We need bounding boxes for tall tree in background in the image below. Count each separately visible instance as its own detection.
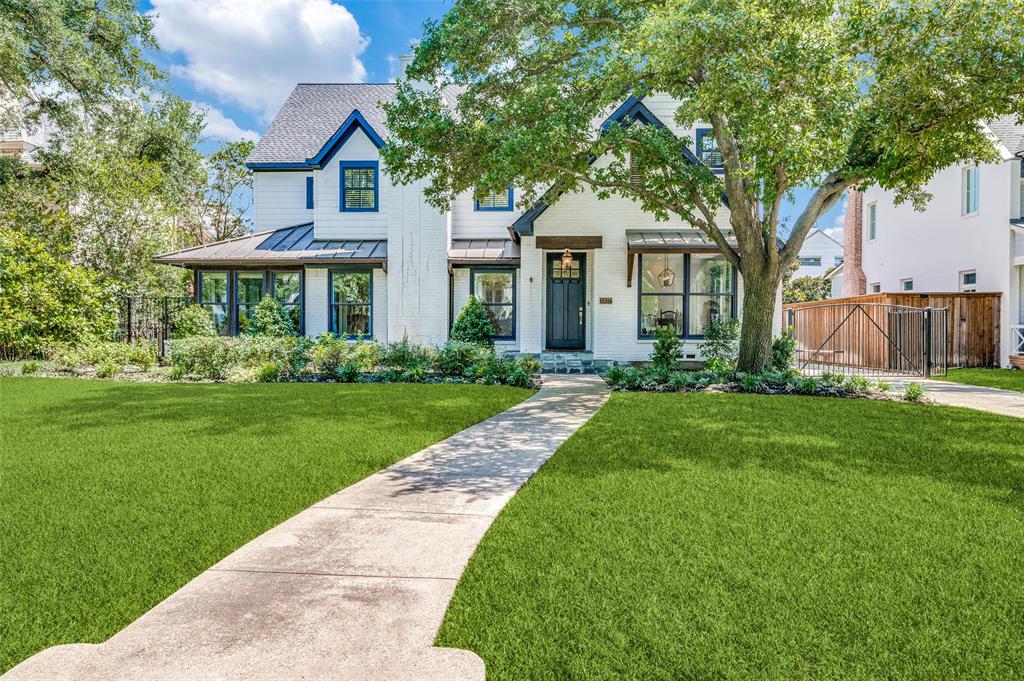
[384,0,1024,371]
[182,140,255,245]
[0,0,158,128]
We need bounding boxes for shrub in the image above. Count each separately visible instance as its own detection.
[820,372,846,387]
[450,296,496,347]
[255,361,282,383]
[244,296,294,337]
[0,227,116,359]
[699,317,740,369]
[170,336,237,380]
[21,361,40,375]
[844,375,870,394]
[650,325,681,371]
[519,355,542,374]
[168,364,185,381]
[771,327,797,371]
[381,337,433,371]
[352,340,383,371]
[668,371,698,390]
[472,353,533,388]
[96,361,119,378]
[795,376,820,395]
[173,305,217,339]
[128,341,158,370]
[703,356,733,380]
[604,364,627,386]
[309,334,350,377]
[236,335,291,368]
[620,367,643,389]
[875,380,891,393]
[738,372,764,393]
[433,340,490,378]
[335,362,361,383]
[904,382,924,402]
[53,347,86,372]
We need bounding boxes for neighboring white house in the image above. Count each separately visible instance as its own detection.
[793,228,844,279]
[0,99,51,166]
[154,67,782,367]
[825,263,844,299]
[857,115,1024,368]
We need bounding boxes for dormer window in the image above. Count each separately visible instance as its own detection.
[475,187,513,211]
[340,161,378,212]
[695,128,723,168]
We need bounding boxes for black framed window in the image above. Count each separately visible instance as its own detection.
[340,161,378,211]
[695,128,723,168]
[330,269,371,337]
[474,187,514,211]
[638,253,735,338]
[470,269,515,339]
[235,271,266,334]
[272,271,302,333]
[198,271,229,335]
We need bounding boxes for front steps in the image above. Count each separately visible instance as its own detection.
[507,351,615,374]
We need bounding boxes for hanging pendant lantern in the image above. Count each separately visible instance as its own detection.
[560,249,574,270]
[658,266,676,288]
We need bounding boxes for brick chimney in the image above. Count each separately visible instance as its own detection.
[842,188,867,297]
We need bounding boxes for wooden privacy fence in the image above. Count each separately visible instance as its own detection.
[784,292,1001,370]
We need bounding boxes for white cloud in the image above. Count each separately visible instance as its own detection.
[821,194,847,242]
[193,102,259,142]
[150,0,369,120]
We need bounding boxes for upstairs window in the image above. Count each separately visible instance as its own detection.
[340,161,378,212]
[305,176,314,209]
[962,166,980,216]
[695,128,723,168]
[901,278,914,291]
[835,256,844,266]
[869,282,881,293]
[798,256,822,267]
[866,203,877,241]
[475,187,513,211]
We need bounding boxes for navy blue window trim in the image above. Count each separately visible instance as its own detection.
[469,267,517,340]
[695,128,724,169]
[328,268,373,338]
[305,177,314,209]
[474,187,514,212]
[636,254,737,340]
[197,270,231,336]
[339,161,379,212]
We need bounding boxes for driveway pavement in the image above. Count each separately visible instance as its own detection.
[3,375,610,681]
[890,377,1024,418]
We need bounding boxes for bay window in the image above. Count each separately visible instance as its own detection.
[471,269,515,339]
[638,253,736,338]
[330,270,372,337]
[198,271,229,335]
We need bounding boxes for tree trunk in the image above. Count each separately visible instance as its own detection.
[736,268,780,373]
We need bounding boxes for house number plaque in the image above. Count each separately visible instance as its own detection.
[599,297,613,304]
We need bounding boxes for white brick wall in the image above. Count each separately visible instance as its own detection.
[304,267,328,337]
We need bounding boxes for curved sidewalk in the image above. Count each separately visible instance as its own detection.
[4,375,609,681]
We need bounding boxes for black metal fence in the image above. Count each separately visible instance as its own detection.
[117,296,193,356]
[788,303,948,378]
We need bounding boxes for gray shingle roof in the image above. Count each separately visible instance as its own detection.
[985,115,1024,156]
[152,223,387,266]
[248,83,466,165]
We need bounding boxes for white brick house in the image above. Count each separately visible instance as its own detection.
[154,80,781,365]
[855,116,1024,368]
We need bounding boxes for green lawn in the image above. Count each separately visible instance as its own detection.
[942,367,1024,393]
[438,392,1024,680]
[0,377,530,673]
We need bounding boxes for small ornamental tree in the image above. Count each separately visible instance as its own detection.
[245,296,294,337]
[173,304,217,339]
[650,325,681,371]
[382,0,1024,372]
[451,296,497,347]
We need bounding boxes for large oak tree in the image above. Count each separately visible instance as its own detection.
[383,0,1024,371]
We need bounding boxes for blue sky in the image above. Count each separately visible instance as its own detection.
[140,0,844,238]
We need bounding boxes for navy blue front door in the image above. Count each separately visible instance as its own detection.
[546,253,586,349]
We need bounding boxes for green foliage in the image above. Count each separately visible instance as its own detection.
[604,365,627,386]
[702,356,733,380]
[382,0,1024,373]
[433,340,491,378]
[844,375,871,394]
[518,355,542,375]
[255,362,281,383]
[309,334,349,378]
[95,361,119,379]
[771,328,797,371]
[650,325,681,371]
[244,296,294,337]
[173,305,217,339]
[876,381,891,393]
[699,318,740,370]
[738,373,764,393]
[904,382,925,402]
[783,261,833,304]
[450,296,496,347]
[0,228,116,359]
[235,336,293,368]
[169,337,236,381]
[20,361,39,375]
[335,363,361,383]
[381,337,434,371]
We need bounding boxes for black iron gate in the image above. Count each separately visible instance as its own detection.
[787,303,948,377]
[117,296,192,356]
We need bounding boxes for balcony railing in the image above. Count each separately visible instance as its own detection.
[1013,325,1024,355]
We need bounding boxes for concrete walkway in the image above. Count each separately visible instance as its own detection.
[889,377,1024,418]
[4,375,610,681]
